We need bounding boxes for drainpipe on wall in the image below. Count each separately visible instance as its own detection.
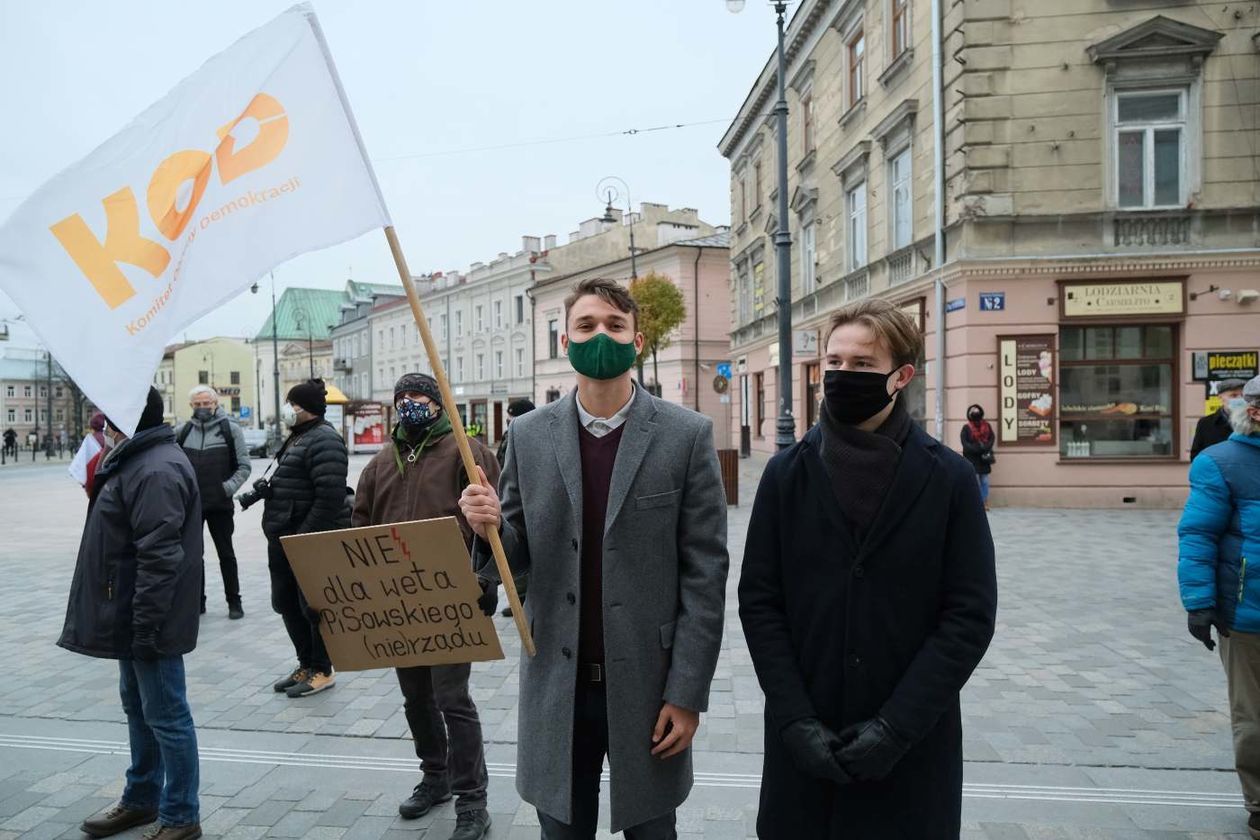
[528,262,538,405]
[693,246,704,413]
[931,0,947,443]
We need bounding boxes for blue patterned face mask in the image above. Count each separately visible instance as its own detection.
[397,398,438,431]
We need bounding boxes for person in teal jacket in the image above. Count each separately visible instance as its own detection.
[1178,374,1260,839]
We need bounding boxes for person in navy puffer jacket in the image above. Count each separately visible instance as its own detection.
[1178,374,1260,839]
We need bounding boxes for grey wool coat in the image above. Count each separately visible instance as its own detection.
[475,387,729,832]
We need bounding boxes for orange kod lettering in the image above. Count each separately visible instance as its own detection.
[51,93,290,310]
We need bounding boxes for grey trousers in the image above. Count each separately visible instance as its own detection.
[395,663,488,813]
[1220,630,1260,812]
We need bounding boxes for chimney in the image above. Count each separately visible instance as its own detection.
[544,234,556,250]
[522,235,541,253]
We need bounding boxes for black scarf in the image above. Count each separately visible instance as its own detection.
[818,396,913,546]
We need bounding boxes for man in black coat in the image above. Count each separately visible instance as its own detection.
[261,378,349,698]
[1191,378,1247,460]
[60,387,204,840]
[739,299,997,839]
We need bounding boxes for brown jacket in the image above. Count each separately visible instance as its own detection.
[351,427,500,548]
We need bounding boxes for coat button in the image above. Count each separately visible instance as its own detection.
[853,564,865,579]
[562,647,572,659]
[566,592,576,605]
[847,653,861,668]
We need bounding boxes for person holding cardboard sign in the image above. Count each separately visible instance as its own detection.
[352,373,499,840]
[459,278,729,840]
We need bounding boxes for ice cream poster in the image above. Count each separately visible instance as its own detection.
[998,335,1056,446]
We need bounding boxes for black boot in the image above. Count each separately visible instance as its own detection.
[450,809,491,840]
[227,599,244,620]
[398,779,451,819]
[80,803,158,837]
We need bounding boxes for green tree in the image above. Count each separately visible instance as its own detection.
[629,272,686,396]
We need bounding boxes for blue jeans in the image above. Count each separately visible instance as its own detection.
[978,473,991,503]
[119,657,200,826]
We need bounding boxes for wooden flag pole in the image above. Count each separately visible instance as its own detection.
[384,226,535,657]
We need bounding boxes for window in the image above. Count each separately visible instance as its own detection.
[198,370,209,385]
[456,311,464,337]
[23,385,31,397]
[736,260,752,325]
[4,385,12,398]
[1114,90,1186,209]
[800,221,817,295]
[440,313,448,341]
[230,371,240,385]
[24,408,32,423]
[753,161,763,209]
[1059,324,1176,459]
[848,30,865,107]
[754,372,766,438]
[475,305,484,332]
[378,329,384,349]
[389,326,396,349]
[515,348,525,378]
[547,319,559,359]
[740,176,748,222]
[493,300,503,329]
[801,93,815,153]
[55,386,63,398]
[890,148,913,249]
[476,354,485,380]
[389,366,396,383]
[891,0,909,59]
[5,409,12,422]
[56,409,64,422]
[39,386,46,398]
[378,367,384,388]
[515,295,525,324]
[495,351,504,379]
[847,182,868,270]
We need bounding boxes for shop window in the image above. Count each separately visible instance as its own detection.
[1059,324,1176,459]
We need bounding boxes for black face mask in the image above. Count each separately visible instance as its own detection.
[823,369,899,425]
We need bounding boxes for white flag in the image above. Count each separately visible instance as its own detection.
[0,3,390,434]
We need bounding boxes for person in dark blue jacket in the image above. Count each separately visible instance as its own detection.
[1179,374,1260,839]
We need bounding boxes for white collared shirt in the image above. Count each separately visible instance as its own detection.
[576,383,636,438]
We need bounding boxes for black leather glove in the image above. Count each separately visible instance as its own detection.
[1188,608,1229,651]
[131,626,160,662]
[477,578,498,617]
[779,718,852,784]
[835,717,910,782]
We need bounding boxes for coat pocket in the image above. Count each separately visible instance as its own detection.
[636,489,681,510]
[659,620,677,649]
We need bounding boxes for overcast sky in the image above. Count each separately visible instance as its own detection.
[0,0,779,347]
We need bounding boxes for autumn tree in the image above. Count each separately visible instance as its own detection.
[629,272,686,396]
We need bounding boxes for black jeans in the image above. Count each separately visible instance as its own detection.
[266,537,330,672]
[396,664,488,814]
[537,681,677,840]
[201,510,240,606]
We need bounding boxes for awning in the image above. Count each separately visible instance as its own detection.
[324,383,349,405]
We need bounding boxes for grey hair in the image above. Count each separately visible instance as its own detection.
[1229,397,1260,437]
[188,385,219,401]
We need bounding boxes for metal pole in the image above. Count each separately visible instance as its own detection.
[772,1,795,451]
[627,190,638,280]
[46,352,53,457]
[931,0,947,442]
[271,273,281,446]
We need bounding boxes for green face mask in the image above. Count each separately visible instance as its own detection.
[567,333,638,380]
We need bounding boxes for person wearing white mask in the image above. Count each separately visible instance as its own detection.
[256,378,348,698]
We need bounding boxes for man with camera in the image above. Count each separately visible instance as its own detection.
[178,385,251,619]
[254,379,349,698]
[352,373,499,840]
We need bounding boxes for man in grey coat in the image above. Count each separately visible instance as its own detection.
[460,278,729,839]
[177,385,251,619]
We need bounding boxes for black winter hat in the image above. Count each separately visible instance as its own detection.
[136,386,165,432]
[507,398,536,417]
[287,379,327,416]
[394,372,442,406]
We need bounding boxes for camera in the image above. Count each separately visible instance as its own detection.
[237,477,273,511]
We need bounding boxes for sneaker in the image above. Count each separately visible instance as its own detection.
[450,809,491,840]
[1249,811,1260,839]
[227,602,244,620]
[273,667,308,693]
[286,670,336,697]
[398,779,452,819]
[81,803,158,837]
[141,824,202,840]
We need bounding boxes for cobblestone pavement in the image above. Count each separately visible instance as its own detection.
[0,452,1250,838]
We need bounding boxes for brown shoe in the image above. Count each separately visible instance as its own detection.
[286,669,336,697]
[273,666,308,693]
[80,803,158,837]
[1248,811,1260,839]
[142,823,203,840]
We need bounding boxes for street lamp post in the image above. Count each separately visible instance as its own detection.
[597,176,638,280]
[251,272,283,448]
[729,0,795,450]
[293,306,314,379]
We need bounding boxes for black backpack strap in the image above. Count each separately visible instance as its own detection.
[176,422,192,447]
[220,418,238,473]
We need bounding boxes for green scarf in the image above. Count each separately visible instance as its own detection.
[391,414,453,475]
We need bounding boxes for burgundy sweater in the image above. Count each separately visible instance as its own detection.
[577,423,626,665]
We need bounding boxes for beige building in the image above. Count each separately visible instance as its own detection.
[156,337,257,427]
[721,0,1260,507]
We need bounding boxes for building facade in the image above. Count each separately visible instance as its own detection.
[721,0,1260,507]
[0,348,99,446]
[254,286,347,430]
[330,280,404,402]
[155,338,257,428]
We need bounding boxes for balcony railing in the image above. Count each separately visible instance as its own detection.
[886,247,916,285]
[333,357,352,372]
[1111,213,1193,248]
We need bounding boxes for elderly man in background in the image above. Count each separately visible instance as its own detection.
[1179,375,1260,839]
[177,386,251,619]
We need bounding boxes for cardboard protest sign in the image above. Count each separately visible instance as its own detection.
[280,517,504,671]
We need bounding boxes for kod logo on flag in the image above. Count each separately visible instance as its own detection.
[0,3,390,434]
